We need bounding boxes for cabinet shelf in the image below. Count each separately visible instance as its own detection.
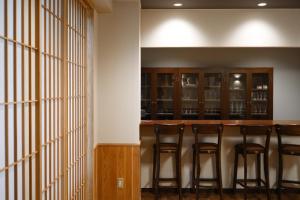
[204,113,221,116]
[205,99,220,102]
[182,113,199,116]
[252,89,268,91]
[230,99,246,101]
[230,113,246,115]
[156,113,174,115]
[157,86,173,88]
[205,86,221,89]
[252,99,268,102]
[230,89,246,91]
[182,85,198,88]
[157,99,173,102]
[182,99,198,101]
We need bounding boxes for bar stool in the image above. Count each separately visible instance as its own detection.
[192,124,223,200]
[275,125,300,200]
[152,123,185,200]
[233,125,272,200]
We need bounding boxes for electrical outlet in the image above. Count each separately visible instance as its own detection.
[117,178,124,188]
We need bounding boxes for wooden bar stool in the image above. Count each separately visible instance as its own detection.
[233,125,272,200]
[152,123,185,200]
[192,124,223,200]
[275,125,300,200]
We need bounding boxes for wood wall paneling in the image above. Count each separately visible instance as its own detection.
[94,144,141,200]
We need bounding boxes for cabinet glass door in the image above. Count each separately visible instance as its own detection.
[229,73,247,119]
[251,73,269,118]
[204,73,222,119]
[181,73,199,119]
[141,73,151,119]
[156,73,175,119]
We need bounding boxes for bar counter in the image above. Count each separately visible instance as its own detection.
[140,120,300,127]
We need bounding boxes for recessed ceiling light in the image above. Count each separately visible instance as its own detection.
[173,3,183,7]
[257,2,267,7]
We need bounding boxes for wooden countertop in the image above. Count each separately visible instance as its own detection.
[140,120,300,126]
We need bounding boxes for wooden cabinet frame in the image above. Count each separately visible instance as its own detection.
[141,67,273,120]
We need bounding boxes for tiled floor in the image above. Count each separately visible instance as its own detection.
[142,191,300,200]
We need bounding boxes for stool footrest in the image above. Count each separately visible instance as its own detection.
[196,178,218,182]
[157,185,178,189]
[197,185,218,189]
[237,179,268,189]
[280,180,300,190]
[281,180,300,184]
[157,178,177,182]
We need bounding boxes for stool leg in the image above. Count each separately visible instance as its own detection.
[216,152,223,200]
[243,154,248,200]
[264,152,271,200]
[192,147,196,192]
[177,152,182,200]
[155,151,160,200]
[277,151,283,200]
[233,150,238,193]
[152,148,156,192]
[196,152,200,200]
[256,154,261,187]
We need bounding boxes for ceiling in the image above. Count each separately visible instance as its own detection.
[141,0,300,9]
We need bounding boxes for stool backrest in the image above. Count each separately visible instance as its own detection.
[275,125,300,146]
[192,124,223,147]
[154,123,185,148]
[240,125,272,150]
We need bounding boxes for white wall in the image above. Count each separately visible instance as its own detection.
[140,48,300,188]
[141,9,300,47]
[93,1,141,144]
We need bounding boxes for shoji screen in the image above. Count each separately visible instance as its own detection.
[0,0,88,199]
[0,0,39,199]
[41,0,88,199]
[67,0,87,199]
[40,0,64,199]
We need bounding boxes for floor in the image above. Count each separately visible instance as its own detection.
[142,191,300,200]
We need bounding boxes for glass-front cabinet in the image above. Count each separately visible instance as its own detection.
[141,68,273,120]
[250,72,272,119]
[180,71,200,119]
[204,73,223,119]
[228,72,248,119]
[156,72,176,119]
[141,72,152,119]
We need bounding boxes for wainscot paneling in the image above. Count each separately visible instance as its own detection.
[94,144,141,200]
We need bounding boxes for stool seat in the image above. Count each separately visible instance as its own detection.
[193,143,218,153]
[153,143,178,153]
[235,143,265,154]
[281,144,300,155]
